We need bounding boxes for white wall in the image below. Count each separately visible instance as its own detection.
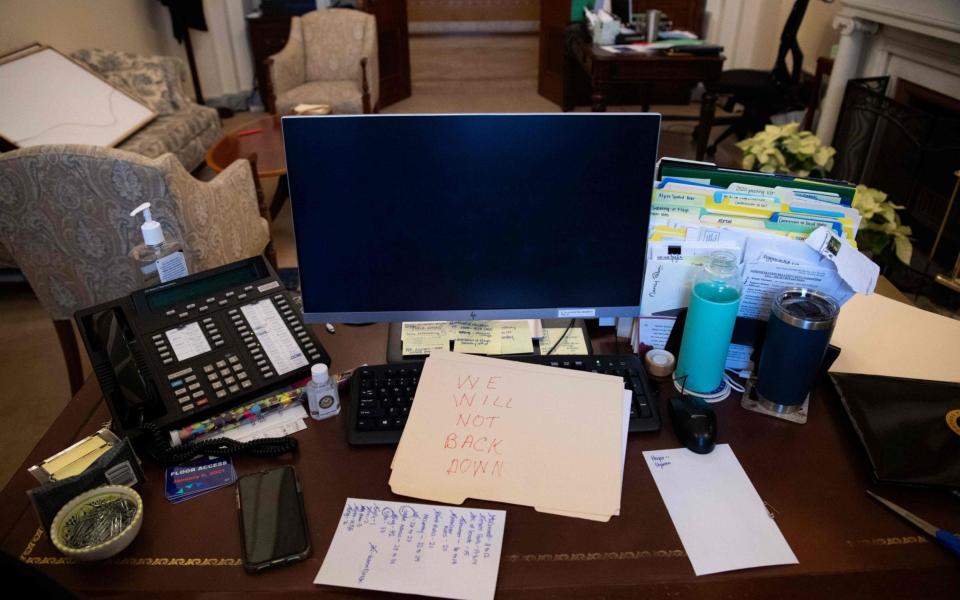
[0,0,190,90]
[191,0,257,108]
[0,0,263,105]
[704,0,841,72]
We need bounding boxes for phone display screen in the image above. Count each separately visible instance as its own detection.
[237,466,310,569]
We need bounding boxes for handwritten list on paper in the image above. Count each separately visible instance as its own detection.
[314,499,506,600]
[402,321,535,356]
[538,327,589,355]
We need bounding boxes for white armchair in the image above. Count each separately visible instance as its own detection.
[267,8,379,115]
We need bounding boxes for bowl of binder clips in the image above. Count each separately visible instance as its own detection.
[50,485,143,561]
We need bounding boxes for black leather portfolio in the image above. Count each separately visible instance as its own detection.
[831,373,960,489]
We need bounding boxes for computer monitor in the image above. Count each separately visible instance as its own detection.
[282,113,660,324]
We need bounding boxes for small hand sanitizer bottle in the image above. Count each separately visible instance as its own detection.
[128,202,190,288]
[307,364,341,420]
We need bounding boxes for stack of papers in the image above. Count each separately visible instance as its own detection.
[401,320,539,356]
[636,159,874,360]
[389,350,630,521]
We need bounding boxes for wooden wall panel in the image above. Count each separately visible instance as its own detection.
[408,0,539,22]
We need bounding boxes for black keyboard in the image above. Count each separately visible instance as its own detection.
[347,355,660,445]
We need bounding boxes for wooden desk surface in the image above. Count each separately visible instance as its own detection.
[2,325,958,598]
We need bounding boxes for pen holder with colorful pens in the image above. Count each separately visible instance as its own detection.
[673,251,742,401]
[170,387,305,447]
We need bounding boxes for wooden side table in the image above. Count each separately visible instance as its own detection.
[564,36,724,161]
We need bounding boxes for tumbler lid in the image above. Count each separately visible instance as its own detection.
[771,288,839,330]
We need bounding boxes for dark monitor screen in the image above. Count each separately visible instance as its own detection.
[282,113,660,323]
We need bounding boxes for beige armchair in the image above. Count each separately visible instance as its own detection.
[267,8,379,115]
[0,145,270,394]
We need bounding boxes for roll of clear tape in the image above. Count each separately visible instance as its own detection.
[645,349,676,378]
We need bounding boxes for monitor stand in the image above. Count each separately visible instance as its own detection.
[385,319,593,363]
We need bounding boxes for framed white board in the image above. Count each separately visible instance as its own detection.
[0,45,157,148]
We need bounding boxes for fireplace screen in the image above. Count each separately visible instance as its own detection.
[832,77,960,269]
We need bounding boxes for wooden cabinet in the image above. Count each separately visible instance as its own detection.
[247,1,411,113]
[361,0,412,108]
[247,15,293,114]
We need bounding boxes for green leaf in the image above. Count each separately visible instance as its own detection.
[893,236,913,265]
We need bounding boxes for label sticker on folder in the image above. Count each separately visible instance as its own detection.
[241,299,307,375]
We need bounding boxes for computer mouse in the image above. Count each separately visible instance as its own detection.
[668,394,717,454]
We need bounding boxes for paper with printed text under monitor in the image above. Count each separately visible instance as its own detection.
[643,445,798,575]
[314,498,505,600]
[389,351,625,520]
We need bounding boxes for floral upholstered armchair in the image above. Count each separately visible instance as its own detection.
[0,145,270,394]
[0,50,225,272]
[267,8,379,114]
[70,48,222,172]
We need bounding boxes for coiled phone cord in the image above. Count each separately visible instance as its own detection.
[142,422,298,467]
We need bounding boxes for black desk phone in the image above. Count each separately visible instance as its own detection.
[76,256,330,437]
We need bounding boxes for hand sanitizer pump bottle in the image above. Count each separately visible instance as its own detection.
[129,202,189,288]
[674,250,742,396]
[307,364,341,420]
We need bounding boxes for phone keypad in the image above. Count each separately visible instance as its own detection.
[154,333,174,365]
[152,285,324,421]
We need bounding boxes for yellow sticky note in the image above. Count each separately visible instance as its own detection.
[496,321,534,355]
[403,338,449,356]
[452,321,501,354]
[539,327,588,355]
[402,321,451,356]
[401,321,450,341]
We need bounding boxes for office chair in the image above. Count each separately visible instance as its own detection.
[706,0,812,155]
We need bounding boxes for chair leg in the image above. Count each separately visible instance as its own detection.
[246,153,279,270]
[707,125,740,155]
[360,57,371,114]
[53,319,84,397]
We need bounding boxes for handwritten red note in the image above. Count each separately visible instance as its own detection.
[389,351,626,520]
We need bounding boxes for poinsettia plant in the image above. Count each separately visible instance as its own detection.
[853,185,913,266]
[737,123,913,266]
[736,122,836,177]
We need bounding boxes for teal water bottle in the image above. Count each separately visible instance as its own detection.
[674,251,742,394]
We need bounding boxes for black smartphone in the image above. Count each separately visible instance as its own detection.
[236,465,311,572]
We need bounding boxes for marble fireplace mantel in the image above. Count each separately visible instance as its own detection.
[815,0,960,144]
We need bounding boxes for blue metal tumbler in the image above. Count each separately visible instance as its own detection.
[756,288,839,413]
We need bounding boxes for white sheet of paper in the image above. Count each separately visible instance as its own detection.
[739,260,851,320]
[241,299,308,375]
[643,445,798,576]
[314,499,506,600]
[805,226,879,294]
[219,405,308,442]
[165,322,211,362]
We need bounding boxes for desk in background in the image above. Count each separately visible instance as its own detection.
[2,323,958,597]
[563,35,723,161]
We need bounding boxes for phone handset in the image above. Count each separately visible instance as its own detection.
[87,307,165,428]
